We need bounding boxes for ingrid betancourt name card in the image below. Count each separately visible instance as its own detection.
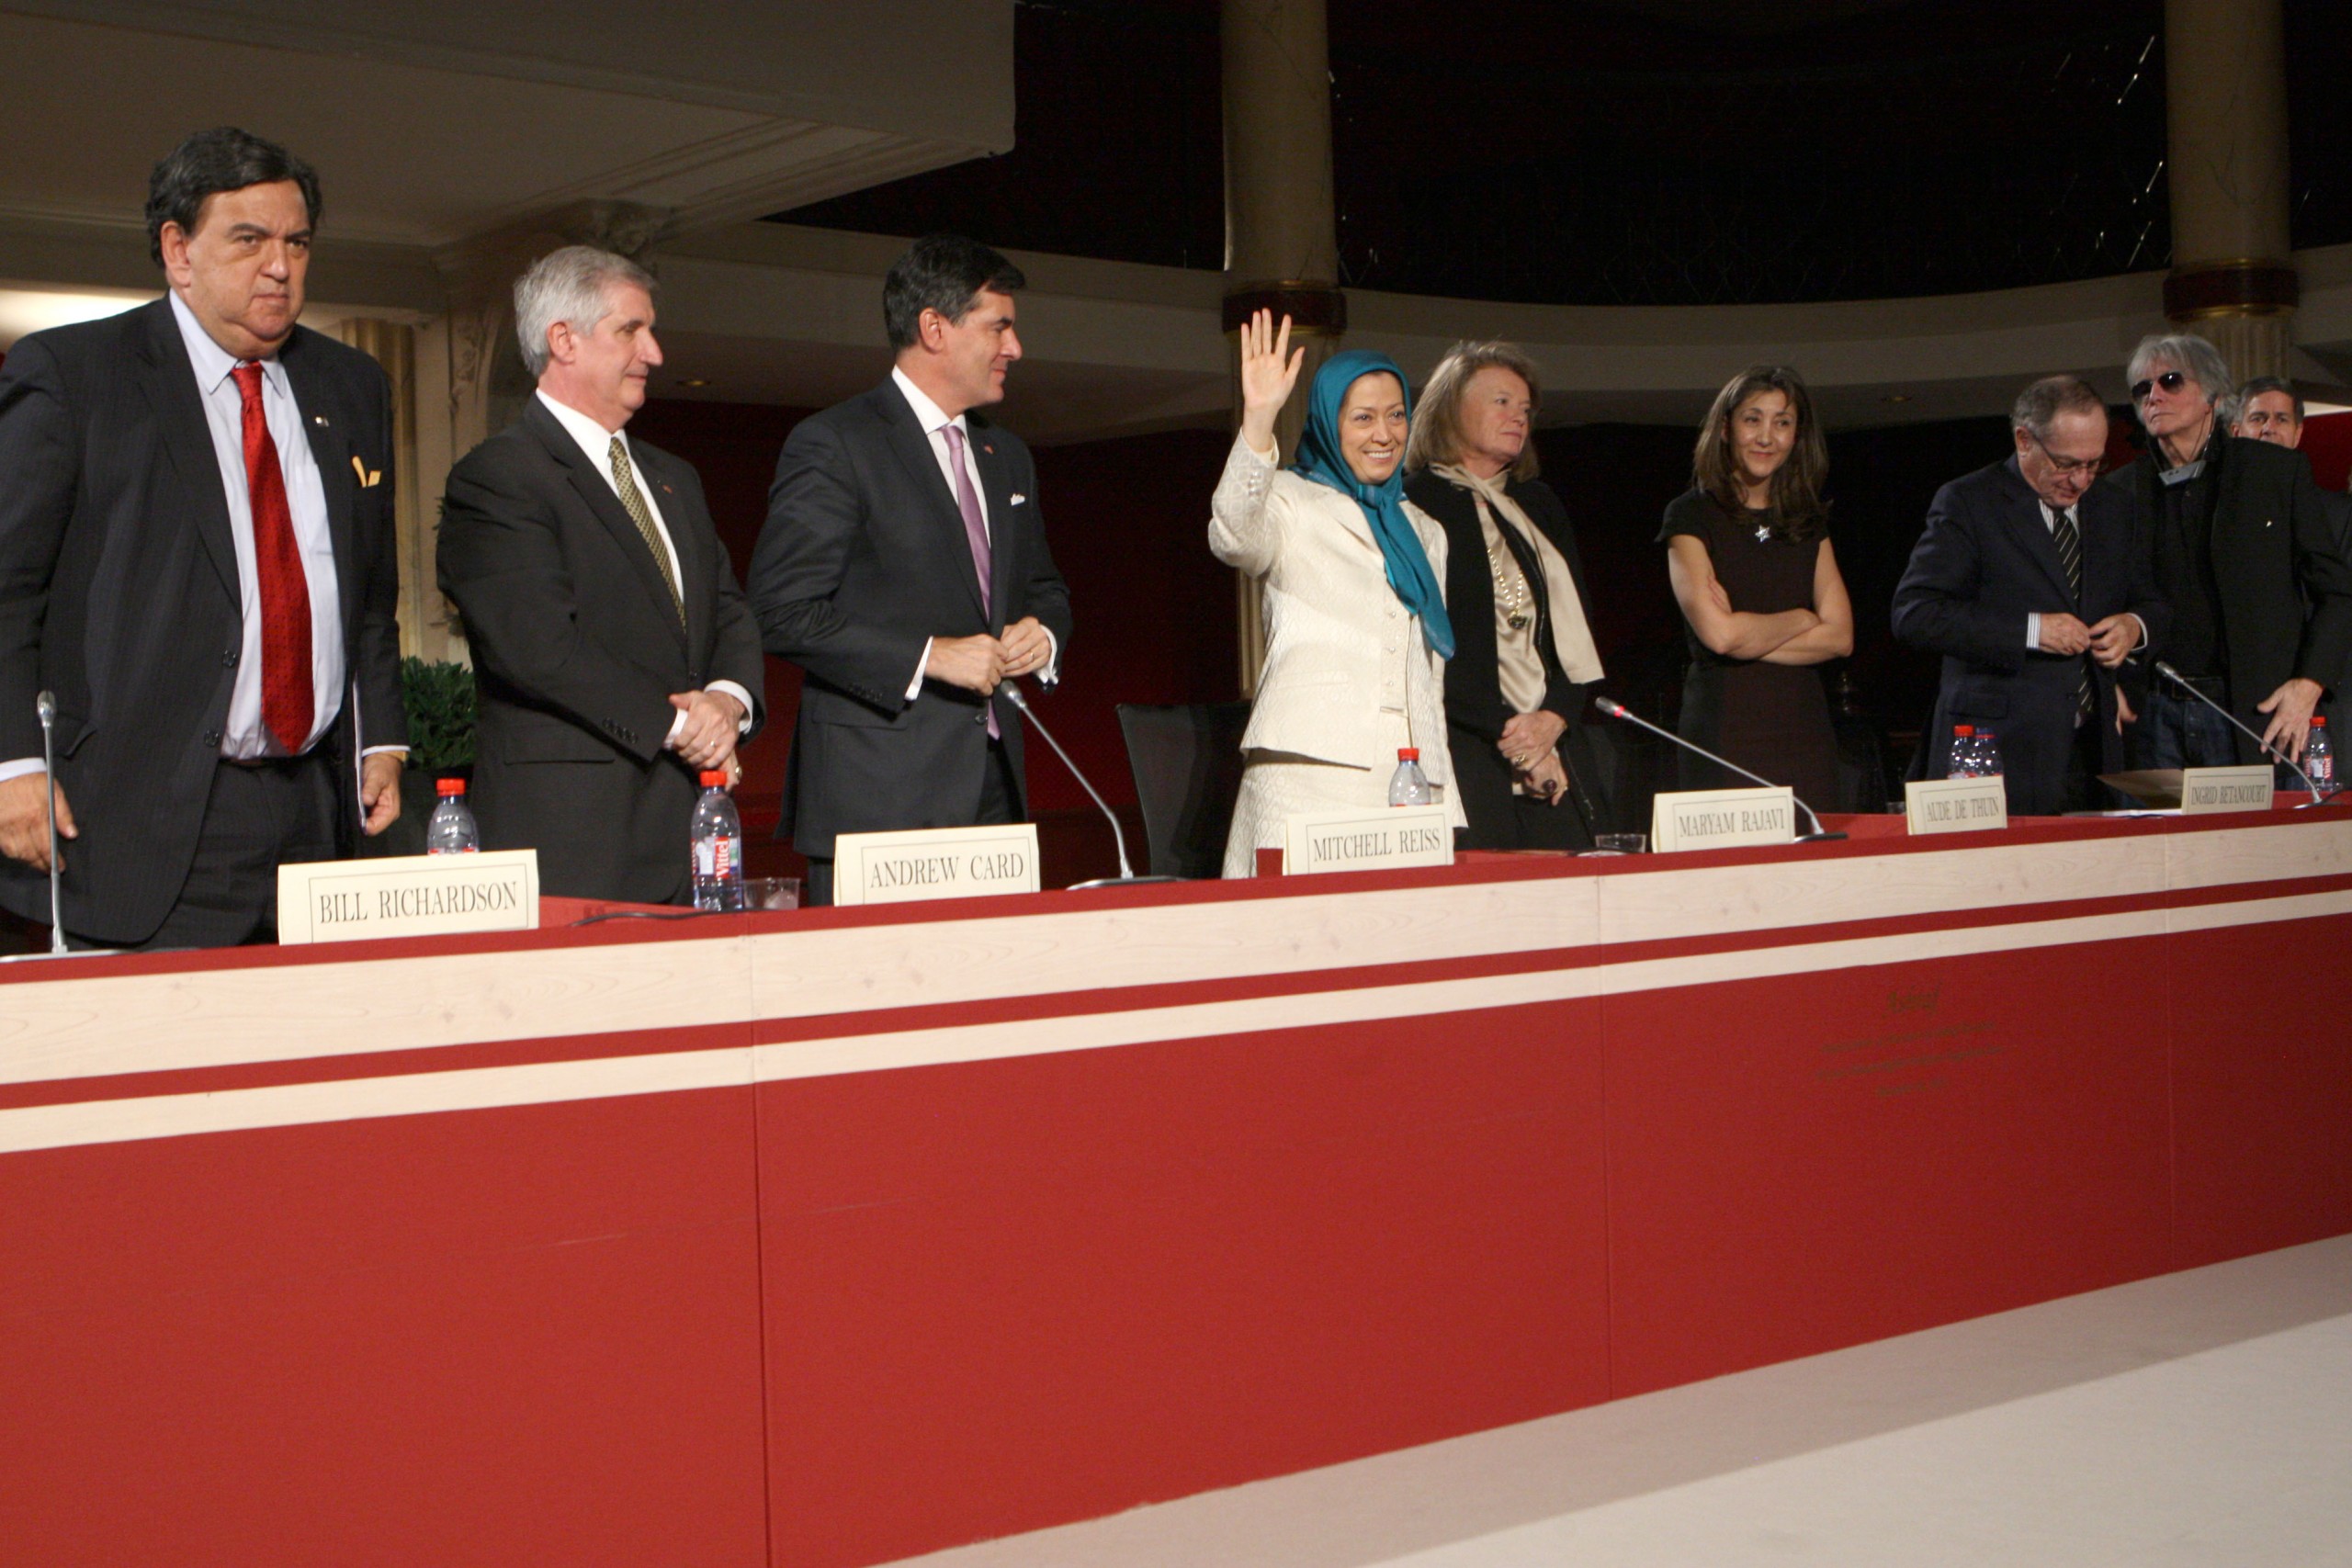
[831,824,1043,906]
[1649,786,1796,853]
[1282,805,1454,874]
[2177,764,2275,815]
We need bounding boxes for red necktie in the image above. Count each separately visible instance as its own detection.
[232,365,314,754]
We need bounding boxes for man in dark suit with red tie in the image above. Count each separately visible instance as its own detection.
[0,128,407,947]
[750,234,1073,905]
[436,247,765,904]
[1894,376,2170,815]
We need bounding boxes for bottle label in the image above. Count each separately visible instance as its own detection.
[695,834,737,878]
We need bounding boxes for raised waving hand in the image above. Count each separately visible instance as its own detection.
[1237,308,1305,457]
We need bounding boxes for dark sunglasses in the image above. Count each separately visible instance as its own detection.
[2130,369,2188,401]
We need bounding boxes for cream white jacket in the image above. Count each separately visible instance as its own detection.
[1208,434,1454,783]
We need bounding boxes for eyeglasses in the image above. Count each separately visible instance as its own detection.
[2130,369,2188,402]
[2028,430,2103,479]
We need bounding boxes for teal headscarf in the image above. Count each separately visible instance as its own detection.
[1291,351,1455,659]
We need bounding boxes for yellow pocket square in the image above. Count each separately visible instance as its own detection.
[350,455,382,488]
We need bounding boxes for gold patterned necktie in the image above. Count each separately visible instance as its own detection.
[609,435,684,623]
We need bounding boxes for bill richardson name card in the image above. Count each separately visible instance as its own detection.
[833,823,1042,907]
[1283,805,1454,875]
[1650,786,1796,853]
[277,850,539,944]
[1905,775,2009,836]
[2178,764,2275,815]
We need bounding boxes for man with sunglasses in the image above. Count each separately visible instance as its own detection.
[1894,377,2165,813]
[2118,334,2352,775]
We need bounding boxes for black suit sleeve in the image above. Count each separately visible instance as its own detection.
[1892,480,2030,674]
[2117,500,2169,665]
[748,417,931,708]
[437,453,681,763]
[0,339,79,761]
[352,358,407,752]
[2288,460,2352,690]
[1012,448,1073,662]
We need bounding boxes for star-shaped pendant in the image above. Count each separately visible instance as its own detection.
[1754,523,1771,543]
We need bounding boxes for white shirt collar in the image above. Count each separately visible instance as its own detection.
[890,365,966,437]
[168,288,286,397]
[536,388,633,467]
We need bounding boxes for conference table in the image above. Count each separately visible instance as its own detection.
[4,807,2346,1567]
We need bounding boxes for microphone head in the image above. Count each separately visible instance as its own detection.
[998,681,1029,711]
[1592,696,1626,719]
[35,691,55,725]
[2152,660,2184,687]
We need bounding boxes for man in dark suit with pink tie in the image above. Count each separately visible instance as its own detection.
[750,235,1073,905]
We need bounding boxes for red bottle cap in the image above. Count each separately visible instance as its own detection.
[1397,748,1419,761]
[700,770,728,787]
[435,777,465,796]
[2313,716,2329,728]
[1952,725,1973,737]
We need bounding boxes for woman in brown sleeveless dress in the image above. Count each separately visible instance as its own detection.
[1657,367,1852,811]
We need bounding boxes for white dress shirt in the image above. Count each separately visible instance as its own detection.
[888,367,1056,699]
[535,389,753,738]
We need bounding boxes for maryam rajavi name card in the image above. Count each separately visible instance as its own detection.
[1649,786,1796,853]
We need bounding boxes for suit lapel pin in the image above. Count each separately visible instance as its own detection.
[983,443,995,455]
[1011,493,1027,506]
[311,413,330,427]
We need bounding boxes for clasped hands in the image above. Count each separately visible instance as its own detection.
[1500,709,1570,806]
[925,616,1052,697]
[2036,612,2140,667]
[667,688,747,783]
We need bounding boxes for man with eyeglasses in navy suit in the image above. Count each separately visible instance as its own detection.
[2116,333,2352,774]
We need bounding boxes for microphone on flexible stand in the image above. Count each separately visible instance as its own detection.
[2152,661,2332,807]
[36,691,68,954]
[998,682,1182,888]
[1592,695,1848,842]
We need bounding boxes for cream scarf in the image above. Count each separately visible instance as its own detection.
[1432,464,1604,687]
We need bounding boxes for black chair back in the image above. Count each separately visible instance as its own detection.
[1115,702,1252,879]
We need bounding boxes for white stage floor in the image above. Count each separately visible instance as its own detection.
[888,1235,2352,1567]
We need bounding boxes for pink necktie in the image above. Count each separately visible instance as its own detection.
[942,423,998,739]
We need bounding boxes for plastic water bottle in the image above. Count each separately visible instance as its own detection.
[424,777,479,853]
[1946,724,1981,779]
[690,770,746,912]
[2307,716,2339,800]
[1975,728,2005,777]
[1387,747,1433,807]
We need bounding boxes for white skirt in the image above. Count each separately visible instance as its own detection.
[1221,716,1463,878]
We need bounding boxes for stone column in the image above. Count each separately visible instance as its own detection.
[2163,0,2295,386]
[1222,0,1343,696]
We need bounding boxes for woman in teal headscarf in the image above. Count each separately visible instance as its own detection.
[1208,310,1464,876]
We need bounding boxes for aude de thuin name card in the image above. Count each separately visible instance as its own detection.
[1905,775,2008,836]
[1650,786,1796,853]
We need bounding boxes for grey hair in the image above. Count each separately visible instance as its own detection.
[2009,375,2107,444]
[514,245,657,378]
[2125,333,2230,406]
[2233,374,2304,423]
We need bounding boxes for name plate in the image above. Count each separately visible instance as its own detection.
[2178,764,2274,815]
[1651,786,1796,853]
[1905,775,2009,835]
[1283,805,1454,875]
[277,850,539,944]
[833,823,1041,906]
